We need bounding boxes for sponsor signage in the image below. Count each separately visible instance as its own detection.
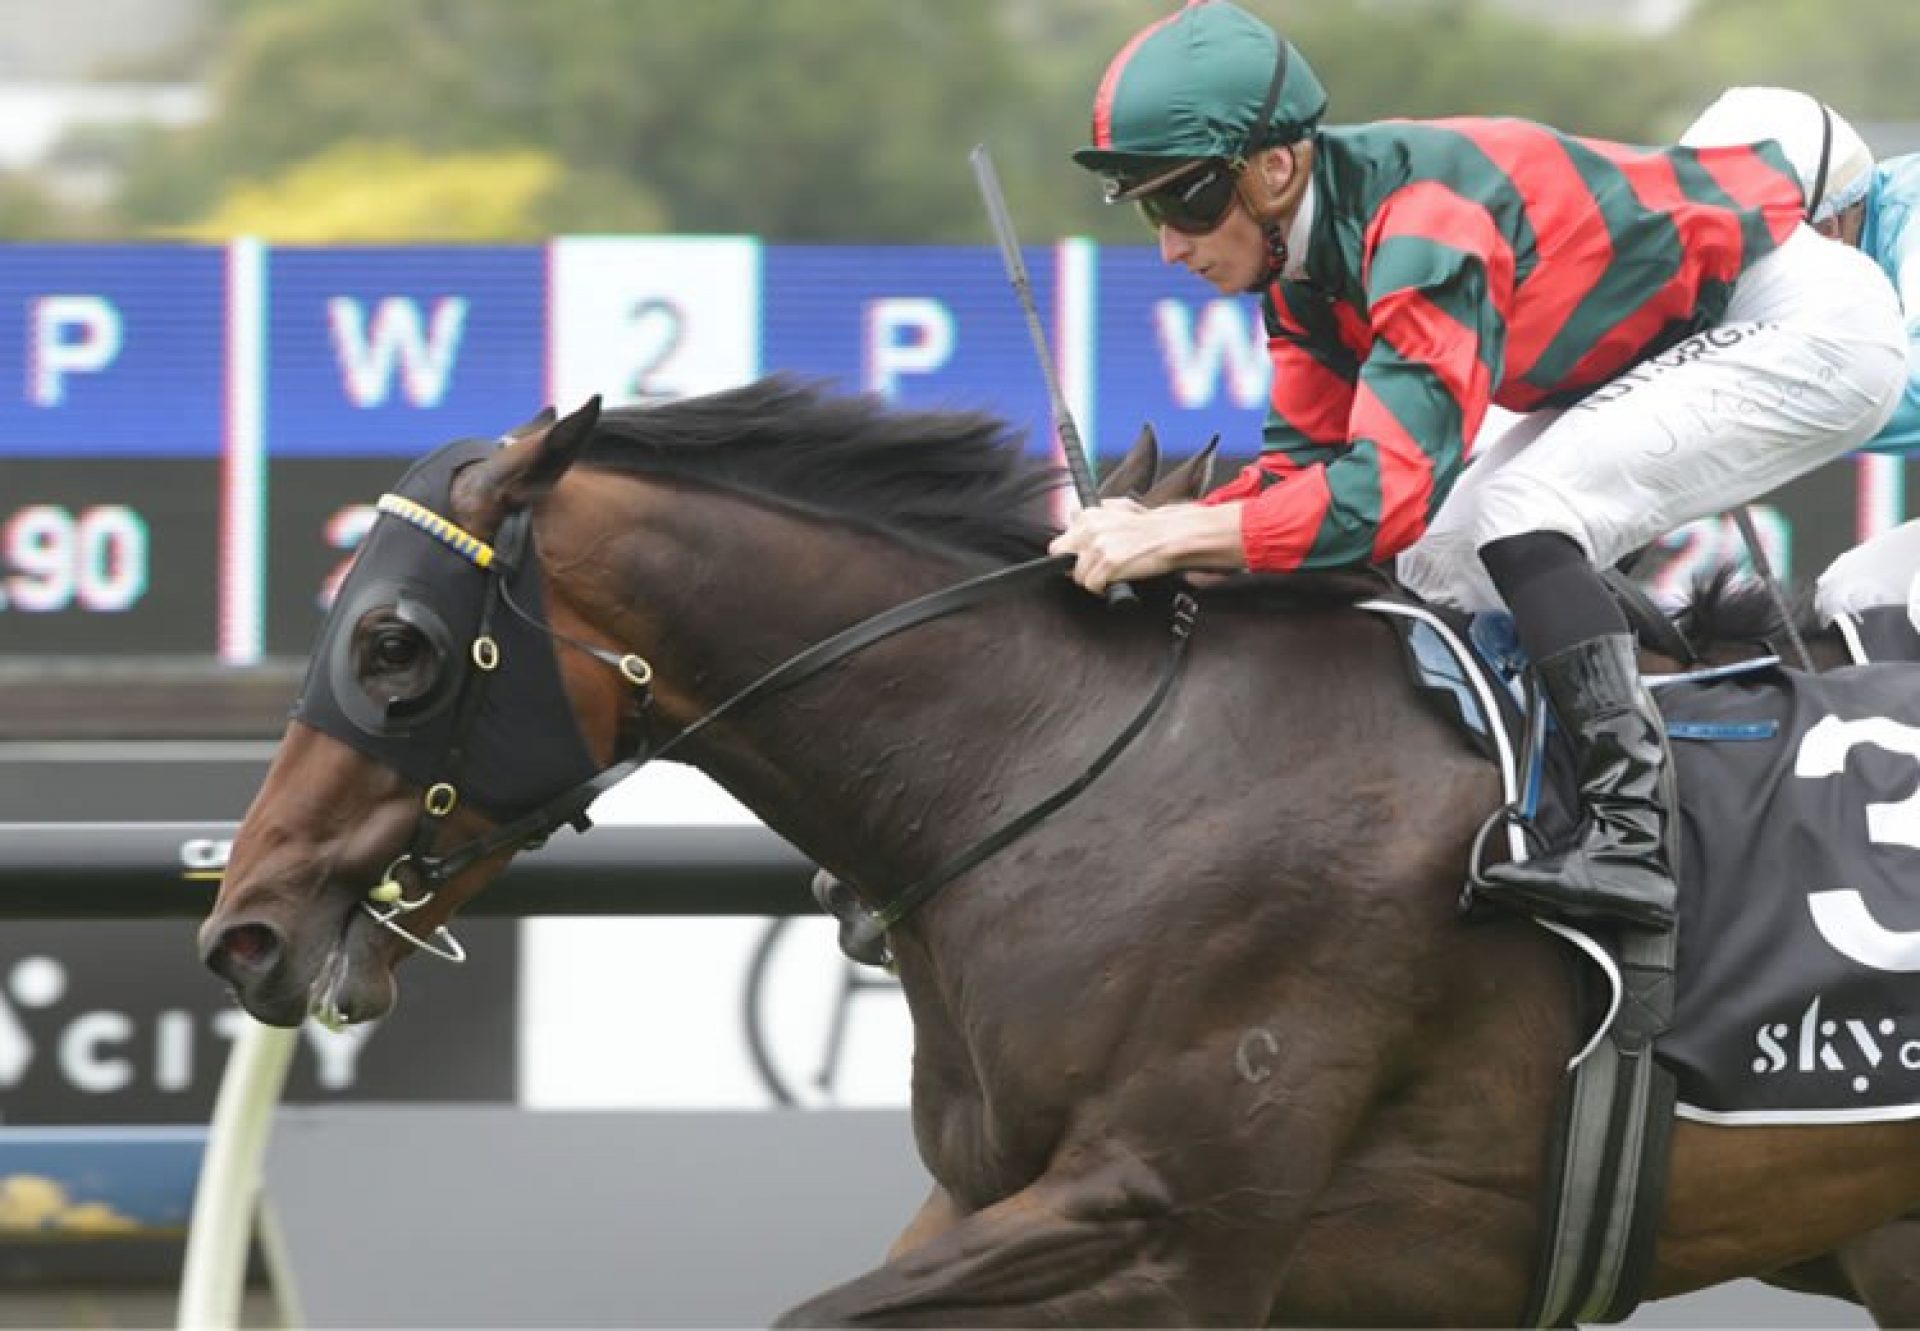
[0,921,517,1126]
[519,914,910,1111]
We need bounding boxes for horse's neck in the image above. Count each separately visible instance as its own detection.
[695,587,1114,895]
[599,493,1121,893]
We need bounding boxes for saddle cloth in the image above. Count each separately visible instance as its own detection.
[1834,604,1920,666]
[1378,599,1920,1125]
[1659,664,1920,1123]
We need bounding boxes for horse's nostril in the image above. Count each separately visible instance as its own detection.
[207,922,284,983]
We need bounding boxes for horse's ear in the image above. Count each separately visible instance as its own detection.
[502,405,558,442]
[1096,423,1161,502]
[506,395,601,506]
[1140,434,1220,507]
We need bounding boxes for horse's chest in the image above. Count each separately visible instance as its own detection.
[910,1084,1054,1206]
[909,1045,1067,1207]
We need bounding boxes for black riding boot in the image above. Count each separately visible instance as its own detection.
[1474,633,1677,929]
[1474,532,1677,931]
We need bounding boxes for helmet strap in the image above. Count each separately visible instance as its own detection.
[1808,100,1834,221]
[1251,222,1289,291]
[1240,144,1310,290]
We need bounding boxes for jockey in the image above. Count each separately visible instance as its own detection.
[1681,92,1920,625]
[1052,0,1905,931]
[1816,143,1920,624]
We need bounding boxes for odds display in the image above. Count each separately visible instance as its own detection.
[0,237,1900,659]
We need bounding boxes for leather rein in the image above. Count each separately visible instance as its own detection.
[360,495,1201,963]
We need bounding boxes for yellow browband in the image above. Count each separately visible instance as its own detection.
[375,494,497,569]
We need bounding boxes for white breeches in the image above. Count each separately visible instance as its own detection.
[1398,225,1906,612]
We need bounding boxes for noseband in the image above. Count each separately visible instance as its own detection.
[367,494,1199,965]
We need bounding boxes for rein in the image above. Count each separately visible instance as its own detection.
[366,499,1199,963]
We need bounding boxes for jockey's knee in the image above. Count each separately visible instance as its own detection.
[1466,481,1594,570]
[1805,323,1904,450]
[1403,483,1599,612]
[1851,331,1906,441]
[1771,233,1906,446]
[1397,524,1499,610]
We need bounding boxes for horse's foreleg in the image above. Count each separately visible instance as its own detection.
[1763,1215,1920,1325]
[776,1170,1268,1327]
[1834,1212,1920,1326]
[886,1183,967,1262]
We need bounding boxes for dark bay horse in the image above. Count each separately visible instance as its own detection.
[201,378,1920,1325]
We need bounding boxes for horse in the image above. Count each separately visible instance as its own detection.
[199,376,1920,1326]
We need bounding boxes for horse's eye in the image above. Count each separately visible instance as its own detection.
[336,598,455,732]
[371,627,424,672]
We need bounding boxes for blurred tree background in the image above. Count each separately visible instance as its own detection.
[21,0,1920,243]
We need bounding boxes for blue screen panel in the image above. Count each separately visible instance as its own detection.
[0,246,227,459]
[266,248,546,458]
[762,246,1058,455]
[1093,249,1273,462]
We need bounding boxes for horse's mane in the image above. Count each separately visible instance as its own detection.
[579,376,1064,563]
[574,376,1395,605]
[1670,563,1821,656]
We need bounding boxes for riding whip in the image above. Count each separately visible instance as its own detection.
[970,143,1137,606]
[1729,504,1814,671]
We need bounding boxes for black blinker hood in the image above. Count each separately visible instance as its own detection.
[291,436,601,819]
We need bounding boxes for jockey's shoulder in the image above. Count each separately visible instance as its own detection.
[1872,154,1920,213]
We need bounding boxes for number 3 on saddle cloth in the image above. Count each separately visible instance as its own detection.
[1399,597,1920,1125]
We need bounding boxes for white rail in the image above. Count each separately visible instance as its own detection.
[174,1020,299,1330]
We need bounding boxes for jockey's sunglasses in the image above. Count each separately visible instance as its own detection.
[1109,158,1244,236]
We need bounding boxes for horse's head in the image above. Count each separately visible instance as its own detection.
[199,397,637,1027]
[201,376,1137,1027]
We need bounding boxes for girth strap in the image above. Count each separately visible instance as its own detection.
[1523,920,1677,1326]
[1518,651,1679,1326]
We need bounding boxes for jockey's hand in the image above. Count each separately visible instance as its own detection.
[1049,498,1198,595]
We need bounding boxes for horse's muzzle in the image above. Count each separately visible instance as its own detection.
[200,919,313,1027]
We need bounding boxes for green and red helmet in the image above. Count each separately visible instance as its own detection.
[1074,0,1327,192]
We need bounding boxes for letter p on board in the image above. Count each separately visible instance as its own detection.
[864,297,953,399]
[31,296,123,406]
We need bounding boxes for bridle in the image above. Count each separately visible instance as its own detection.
[362,491,1200,964]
